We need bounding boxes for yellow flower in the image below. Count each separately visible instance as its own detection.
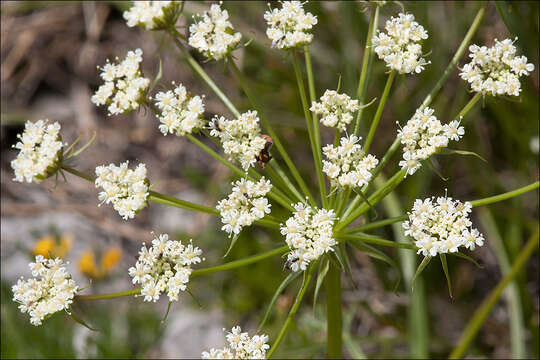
[33,236,55,258]
[32,234,72,258]
[101,247,122,272]
[79,250,99,279]
[79,247,123,280]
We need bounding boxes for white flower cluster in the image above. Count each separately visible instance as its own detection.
[123,1,178,30]
[322,135,379,188]
[129,234,203,302]
[281,203,337,272]
[155,82,206,136]
[460,38,535,96]
[11,120,63,183]
[188,3,242,61]
[95,161,149,220]
[91,48,150,115]
[372,13,429,74]
[202,326,270,359]
[12,256,78,326]
[310,90,359,131]
[217,177,272,237]
[264,1,318,49]
[210,110,267,171]
[403,195,485,257]
[398,107,464,176]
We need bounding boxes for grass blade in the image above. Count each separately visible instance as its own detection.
[439,254,453,299]
[412,256,431,292]
[313,258,330,312]
[259,271,300,330]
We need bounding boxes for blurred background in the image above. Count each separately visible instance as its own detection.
[1,1,538,358]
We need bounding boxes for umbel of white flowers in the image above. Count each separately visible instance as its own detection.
[460,37,535,97]
[123,0,180,30]
[372,12,430,74]
[188,2,242,61]
[403,195,485,257]
[202,326,270,359]
[398,107,464,176]
[310,90,360,132]
[129,233,203,302]
[12,256,79,326]
[11,119,64,184]
[209,110,267,171]
[322,135,379,189]
[155,82,206,137]
[281,203,337,272]
[264,0,318,49]
[94,161,150,220]
[217,177,273,237]
[91,48,150,116]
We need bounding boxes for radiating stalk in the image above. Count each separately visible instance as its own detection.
[326,262,343,358]
[304,45,327,207]
[470,181,539,207]
[268,160,305,203]
[449,231,539,359]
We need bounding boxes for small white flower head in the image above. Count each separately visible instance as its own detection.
[281,203,337,272]
[188,2,242,61]
[11,119,64,183]
[129,234,203,302]
[123,1,181,30]
[264,1,318,49]
[460,38,535,97]
[402,194,484,257]
[310,90,359,131]
[397,107,464,176]
[322,135,379,189]
[209,110,267,171]
[372,13,430,74]
[94,161,150,220]
[12,256,78,326]
[155,82,206,136]
[217,177,273,237]
[202,326,270,359]
[91,48,150,116]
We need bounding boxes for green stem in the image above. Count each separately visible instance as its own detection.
[326,262,342,358]
[268,160,304,203]
[304,45,327,207]
[61,165,95,182]
[469,181,539,207]
[344,215,408,234]
[337,233,417,250]
[228,59,316,207]
[449,230,539,359]
[76,289,141,301]
[267,264,317,358]
[363,71,395,154]
[353,4,379,136]
[457,92,482,124]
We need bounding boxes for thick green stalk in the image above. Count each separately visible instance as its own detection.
[267,265,317,358]
[363,70,395,154]
[326,262,342,358]
[75,289,141,301]
[353,4,379,136]
[345,215,408,234]
[449,231,539,359]
[291,50,325,207]
[456,92,482,124]
[337,233,417,250]
[304,45,327,207]
[228,59,316,207]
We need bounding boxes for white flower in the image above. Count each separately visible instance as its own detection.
[217,178,272,237]
[155,82,206,136]
[281,203,337,272]
[91,48,150,115]
[11,120,64,183]
[94,161,149,220]
[209,110,267,171]
[264,1,317,49]
[310,90,359,131]
[397,107,464,176]
[188,3,242,61]
[460,38,534,96]
[402,195,483,257]
[322,135,378,189]
[372,13,430,74]
[123,1,180,30]
[129,234,203,302]
[12,256,78,326]
[202,326,270,359]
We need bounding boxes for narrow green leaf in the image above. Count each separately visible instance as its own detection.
[259,271,300,330]
[494,1,520,37]
[353,187,378,219]
[450,252,483,268]
[340,243,357,289]
[412,256,432,291]
[149,58,163,94]
[439,148,488,163]
[186,287,202,309]
[223,233,241,258]
[440,254,454,299]
[69,310,98,331]
[427,158,448,181]
[313,258,330,312]
[336,74,343,93]
[331,248,346,272]
[161,301,173,323]
[69,131,96,158]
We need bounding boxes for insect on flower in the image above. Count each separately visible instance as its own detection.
[257,134,274,169]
